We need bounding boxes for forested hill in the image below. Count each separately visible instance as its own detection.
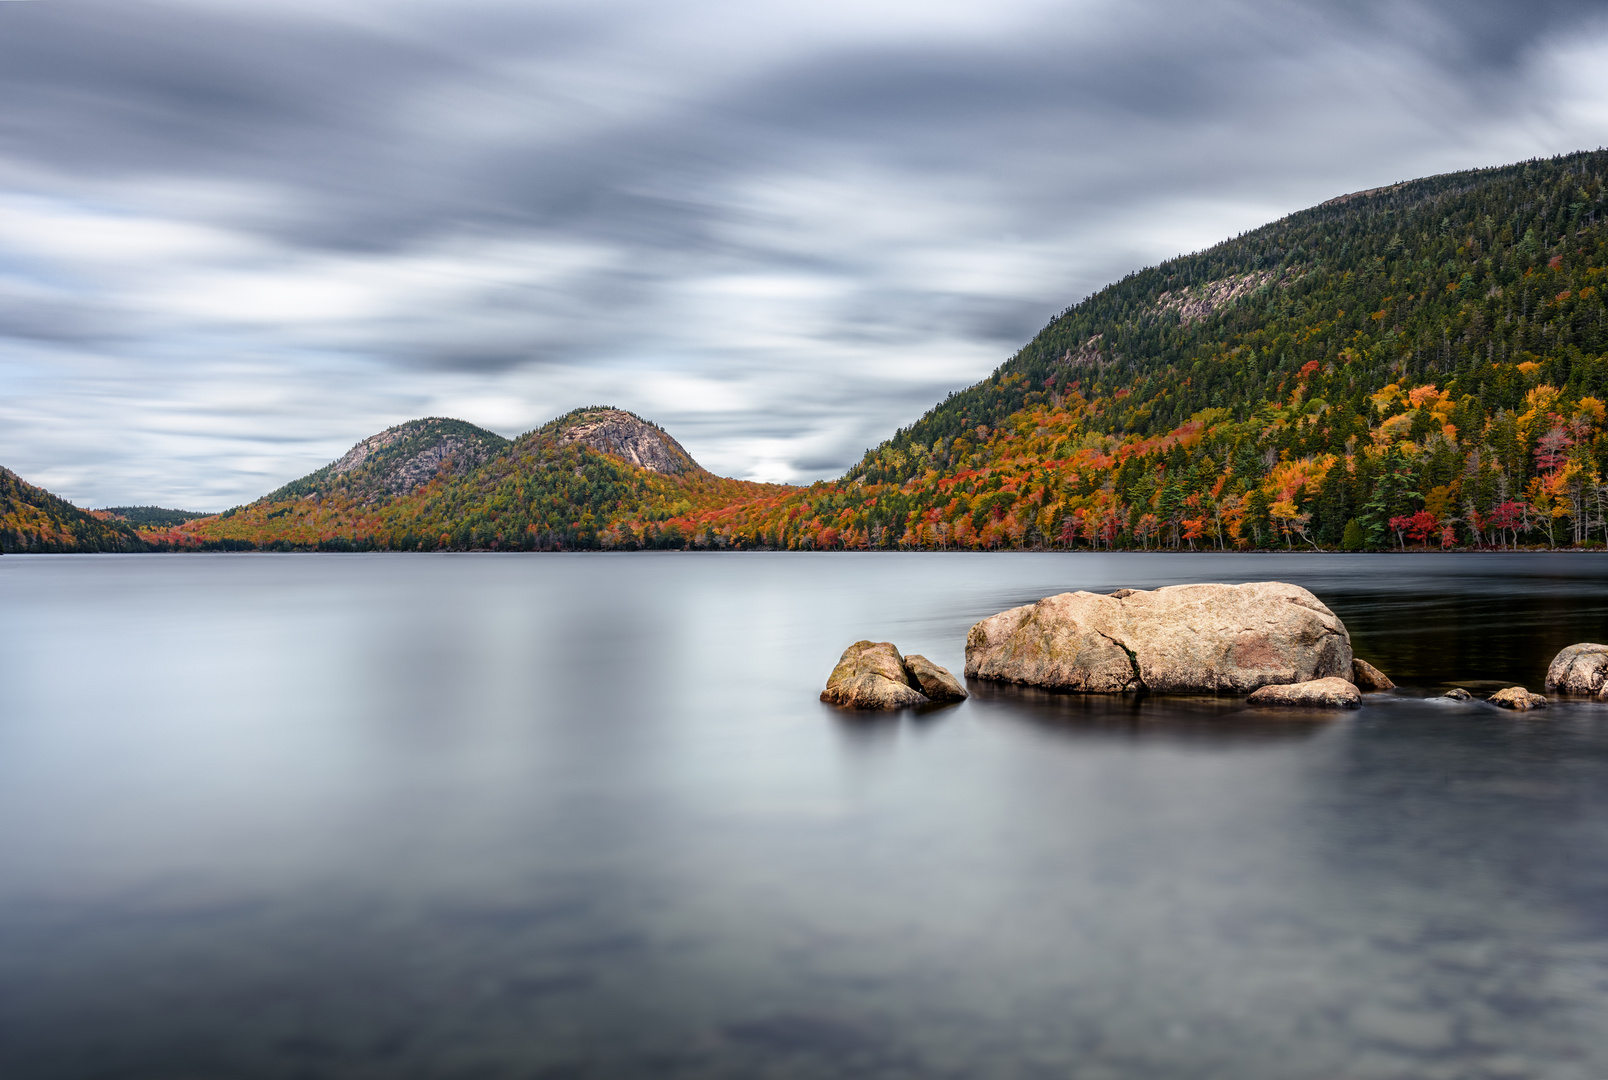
[858,152,1608,468]
[1,467,143,553]
[660,149,1608,551]
[183,407,788,551]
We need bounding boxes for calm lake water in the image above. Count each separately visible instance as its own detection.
[2,552,1607,1079]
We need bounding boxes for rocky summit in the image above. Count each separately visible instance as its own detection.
[270,417,511,506]
[965,582,1353,695]
[552,408,699,475]
[328,418,507,498]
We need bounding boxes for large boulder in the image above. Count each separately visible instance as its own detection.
[1545,643,1608,698]
[1247,677,1361,708]
[821,641,937,710]
[965,582,1353,696]
[963,591,1138,692]
[904,654,969,702]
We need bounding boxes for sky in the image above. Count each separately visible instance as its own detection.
[1,0,1607,509]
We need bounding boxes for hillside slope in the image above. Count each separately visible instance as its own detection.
[1,468,144,553]
[666,149,1608,550]
[263,417,511,504]
[190,407,788,550]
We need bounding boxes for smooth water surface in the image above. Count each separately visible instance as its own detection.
[2,552,1607,1079]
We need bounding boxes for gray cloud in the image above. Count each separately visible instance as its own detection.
[0,0,1605,507]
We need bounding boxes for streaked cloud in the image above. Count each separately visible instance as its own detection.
[0,0,1604,507]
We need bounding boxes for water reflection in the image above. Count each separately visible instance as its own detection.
[966,680,1336,743]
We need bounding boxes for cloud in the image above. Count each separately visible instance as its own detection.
[0,0,1605,506]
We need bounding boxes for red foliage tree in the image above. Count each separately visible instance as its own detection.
[1488,501,1527,548]
[1406,509,1440,546]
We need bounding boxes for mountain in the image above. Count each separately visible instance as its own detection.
[658,149,1608,551]
[188,407,788,551]
[1,467,143,553]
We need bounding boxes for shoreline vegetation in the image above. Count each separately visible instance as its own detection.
[7,150,1608,555]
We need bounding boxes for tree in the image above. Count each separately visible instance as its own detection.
[1314,459,1351,544]
[1405,509,1440,547]
[1341,518,1367,551]
[1488,500,1526,548]
[1058,514,1078,548]
[1181,516,1209,550]
[1362,444,1419,547]
[1388,514,1413,550]
[1245,490,1273,548]
[1135,512,1160,549]
[1535,424,1574,473]
[1270,499,1314,548]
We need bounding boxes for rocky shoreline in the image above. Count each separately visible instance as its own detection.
[821,580,1594,713]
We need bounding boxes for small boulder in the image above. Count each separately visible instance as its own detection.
[1352,658,1395,691]
[1488,686,1547,711]
[1545,643,1608,697]
[1441,687,1473,701]
[1247,677,1362,708]
[821,641,929,710]
[903,654,968,702]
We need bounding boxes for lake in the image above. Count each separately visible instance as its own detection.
[2,552,1606,1079]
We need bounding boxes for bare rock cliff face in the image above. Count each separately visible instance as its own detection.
[327,419,504,499]
[331,430,404,475]
[556,409,698,475]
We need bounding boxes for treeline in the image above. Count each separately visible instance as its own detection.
[102,506,212,528]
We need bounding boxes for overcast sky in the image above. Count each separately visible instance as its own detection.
[1,0,1606,508]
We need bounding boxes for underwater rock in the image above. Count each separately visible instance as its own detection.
[1488,686,1548,711]
[1247,677,1362,708]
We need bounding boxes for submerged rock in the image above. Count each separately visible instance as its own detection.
[964,582,1352,695]
[821,641,930,710]
[1488,686,1548,711]
[903,654,968,702]
[1545,643,1608,697]
[1352,658,1395,691]
[1247,677,1362,708]
[1440,687,1473,701]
